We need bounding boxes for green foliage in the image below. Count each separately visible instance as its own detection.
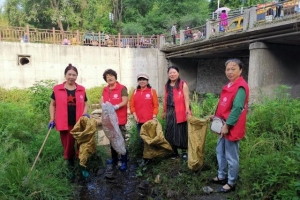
[0,87,30,104]
[0,103,44,144]
[3,0,209,34]
[238,86,300,199]
[86,85,105,105]
[190,92,219,118]
[28,80,56,114]
[122,22,145,35]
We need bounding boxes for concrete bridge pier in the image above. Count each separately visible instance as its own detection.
[249,42,300,103]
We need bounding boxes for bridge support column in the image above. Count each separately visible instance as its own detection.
[249,42,300,103]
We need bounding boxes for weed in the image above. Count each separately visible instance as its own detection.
[28,80,56,113]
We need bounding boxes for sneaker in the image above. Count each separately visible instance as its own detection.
[182,153,188,161]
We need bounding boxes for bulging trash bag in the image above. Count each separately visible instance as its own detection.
[101,102,126,155]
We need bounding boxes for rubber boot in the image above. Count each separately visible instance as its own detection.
[106,146,118,165]
[119,153,128,171]
[80,166,89,178]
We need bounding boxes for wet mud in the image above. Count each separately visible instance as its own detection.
[73,161,150,200]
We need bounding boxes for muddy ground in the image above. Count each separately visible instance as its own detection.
[72,160,233,200]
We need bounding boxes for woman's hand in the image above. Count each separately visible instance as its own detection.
[186,110,192,115]
[220,124,229,138]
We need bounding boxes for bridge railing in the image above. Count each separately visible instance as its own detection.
[160,0,299,49]
[0,26,159,48]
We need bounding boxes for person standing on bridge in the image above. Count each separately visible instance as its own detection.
[161,66,191,161]
[171,23,177,44]
[210,59,249,193]
[220,10,228,32]
[100,69,129,171]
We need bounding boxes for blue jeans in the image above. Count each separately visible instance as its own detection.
[216,137,240,185]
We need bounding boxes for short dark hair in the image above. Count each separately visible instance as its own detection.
[225,58,244,69]
[103,69,117,82]
[64,63,78,75]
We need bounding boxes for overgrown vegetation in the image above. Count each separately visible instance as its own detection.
[1,83,299,199]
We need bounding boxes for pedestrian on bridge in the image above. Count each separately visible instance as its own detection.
[219,10,228,32]
[171,23,177,44]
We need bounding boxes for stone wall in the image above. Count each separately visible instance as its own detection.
[196,58,249,94]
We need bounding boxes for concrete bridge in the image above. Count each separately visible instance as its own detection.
[160,5,300,102]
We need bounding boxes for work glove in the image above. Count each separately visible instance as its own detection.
[113,105,120,110]
[82,114,90,118]
[48,121,55,129]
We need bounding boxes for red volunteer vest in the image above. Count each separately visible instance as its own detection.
[102,82,127,125]
[164,80,187,123]
[54,82,86,131]
[215,76,249,141]
[133,87,154,123]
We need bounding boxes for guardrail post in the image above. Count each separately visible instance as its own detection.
[76,30,79,45]
[98,31,101,46]
[26,25,30,42]
[249,7,257,29]
[156,34,159,48]
[206,20,212,39]
[159,34,165,49]
[118,33,121,47]
[137,33,139,48]
[53,27,55,44]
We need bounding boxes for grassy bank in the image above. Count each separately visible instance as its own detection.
[0,82,299,199]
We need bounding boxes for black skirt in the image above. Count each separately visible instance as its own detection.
[165,105,188,149]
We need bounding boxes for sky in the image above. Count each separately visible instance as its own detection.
[0,0,4,7]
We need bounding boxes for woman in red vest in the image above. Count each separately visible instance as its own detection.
[100,69,129,171]
[48,64,89,176]
[162,66,191,161]
[211,59,249,193]
[129,73,159,165]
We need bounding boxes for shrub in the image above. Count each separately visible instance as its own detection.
[0,87,30,104]
[86,85,105,105]
[28,80,56,114]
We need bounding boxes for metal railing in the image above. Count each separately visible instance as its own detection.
[161,0,299,49]
[0,26,159,48]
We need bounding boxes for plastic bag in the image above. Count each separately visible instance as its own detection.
[101,102,126,155]
[210,116,224,134]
